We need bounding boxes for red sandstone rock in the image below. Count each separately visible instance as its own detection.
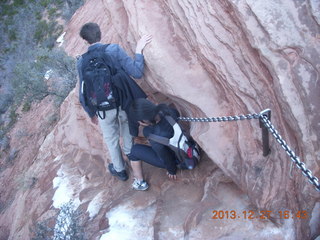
[0,0,319,239]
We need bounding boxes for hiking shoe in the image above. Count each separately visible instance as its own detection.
[108,163,128,181]
[132,178,149,191]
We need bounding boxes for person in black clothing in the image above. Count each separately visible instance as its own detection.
[128,98,180,190]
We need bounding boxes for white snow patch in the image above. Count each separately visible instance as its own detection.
[44,69,53,80]
[260,218,295,239]
[87,191,105,219]
[53,155,63,162]
[100,202,156,240]
[52,167,80,209]
[56,32,66,47]
[297,64,311,95]
[52,165,83,239]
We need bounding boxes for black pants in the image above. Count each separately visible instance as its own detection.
[129,144,166,169]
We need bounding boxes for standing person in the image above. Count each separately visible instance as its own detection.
[77,22,152,181]
[128,98,180,190]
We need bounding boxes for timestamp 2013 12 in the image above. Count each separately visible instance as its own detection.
[211,210,308,220]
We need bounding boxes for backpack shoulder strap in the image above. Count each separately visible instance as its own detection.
[98,44,110,53]
[82,44,110,57]
[148,134,170,146]
[147,115,187,148]
[164,115,176,126]
[163,115,190,152]
[100,44,116,74]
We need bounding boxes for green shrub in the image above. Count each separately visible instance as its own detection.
[9,109,18,127]
[0,0,83,137]
[13,0,25,7]
[22,102,31,112]
[8,30,17,41]
[34,20,50,43]
[32,202,86,240]
[48,7,59,19]
[40,0,50,8]
[35,11,42,20]
[6,148,19,165]
[1,4,18,17]
[12,48,77,104]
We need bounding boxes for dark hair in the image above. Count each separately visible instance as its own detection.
[129,98,174,123]
[79,22,101,44]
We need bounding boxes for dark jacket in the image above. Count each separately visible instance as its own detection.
[112,70,147,111]
[143,108,180,175]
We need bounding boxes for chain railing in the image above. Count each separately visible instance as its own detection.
[178,109,320,192]
[178,113,260,122]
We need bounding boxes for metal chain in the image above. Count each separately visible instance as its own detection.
[178,113,260,122]
[260,115,320,192]
[178,110,320,192]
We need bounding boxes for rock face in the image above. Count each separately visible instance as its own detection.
[0,0,319,239]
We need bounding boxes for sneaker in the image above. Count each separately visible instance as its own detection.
[108,163,128,181]
[132,179,149,191]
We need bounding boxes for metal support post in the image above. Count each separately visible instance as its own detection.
[259,109,271,156]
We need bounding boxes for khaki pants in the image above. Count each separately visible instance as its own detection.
[98,108,133,172]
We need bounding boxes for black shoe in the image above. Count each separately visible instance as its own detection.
[108,163,128,181]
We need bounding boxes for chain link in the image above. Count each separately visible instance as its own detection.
[178,110,320,192]
[260,115,320,192]
[178,113,260,122]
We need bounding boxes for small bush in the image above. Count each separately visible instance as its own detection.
[16,129,29,138]
[40,0,50,8]
[12,48,77,104]
[35,11,42,20]
[34,20,50,43]
[13,0,25,7]
[0,201,6,214]
[1,4,18,17]
[0,92,13,114]
[47,113,59,126]
[48,7,59,19]
[8,30,17,41]
[32,219,55,240]
[22,102,31,112]
[6,148,18,165]
[0,134,10,152]
[9,109,18,127]
[61,0,84,20]
[30,177,38,188]
[32,201,86,240]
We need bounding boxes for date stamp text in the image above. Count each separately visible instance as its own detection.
[211,210,308,220]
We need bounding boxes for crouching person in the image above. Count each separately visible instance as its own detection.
[128,98,180,190]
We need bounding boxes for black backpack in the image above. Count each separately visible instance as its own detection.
[148,115,201,170]
[81,44,118,115]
